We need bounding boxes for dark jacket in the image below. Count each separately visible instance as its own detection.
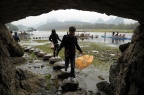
[13,35,20,42]
[49,34,61,44]
[58,35,82,56]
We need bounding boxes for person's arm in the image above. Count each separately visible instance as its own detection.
[57,35,66,55]
[75,37,83,53]
[49,35,52,42]
[57,34,62,42]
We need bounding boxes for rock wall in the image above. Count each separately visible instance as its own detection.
[109,24,144,95]
[0,23,18,94]
[0,0,143,23]
[0,23,48,95]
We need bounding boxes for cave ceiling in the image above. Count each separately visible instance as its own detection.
[0,0,144,24]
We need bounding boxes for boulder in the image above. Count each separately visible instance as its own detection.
[53,61,65,70]
[28,48,35,53]
[24,47,31,52]
[119,42,130,53]
[96,81,113,95]
[61,77,79,92]
[37,51,46,57]
[33,49,40,55]
[43,53,53,61]
[49,57,62,64]
[57,72,70,79]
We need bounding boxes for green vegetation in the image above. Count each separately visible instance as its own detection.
[34,41,120,71]
[82,29,133,33]
[45,74,51,90]
[33,40,48,43]
[79,42,120,71]
[56,29,133,33]
[34,43,65,59]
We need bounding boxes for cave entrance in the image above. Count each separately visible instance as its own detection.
[6,9,139,94]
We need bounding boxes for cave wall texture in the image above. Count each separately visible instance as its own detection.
[0,0,144,95]
[0,0,144,24]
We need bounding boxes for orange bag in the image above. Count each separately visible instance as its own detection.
[76,55,93,70]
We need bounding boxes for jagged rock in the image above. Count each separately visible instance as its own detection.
[15,69,49,95]
[11,57,26,64]
[119,42,130,53]
[43,53,53,61]
[61,77,79,92]
[53,61,65,70]
[96,81,113,95]
[49,57,62,64]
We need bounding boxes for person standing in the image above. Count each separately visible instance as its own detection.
[57,26,83,78]
[49,29,61,57]
[13,32,20,42]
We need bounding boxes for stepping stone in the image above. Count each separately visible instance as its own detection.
[24,47,31,52]
[110,54,115,56]
[53,61,65,70]
[33,49,40,55]
[49,57,62,64]
[29,48,35,53]
[37,51,46,57]
[61,77,79,92]
[57,72,70,79]
[43,53,53,61]
[92,50,99,54]
[22,46,27,49]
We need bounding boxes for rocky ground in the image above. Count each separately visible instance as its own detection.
[15,40,119,95]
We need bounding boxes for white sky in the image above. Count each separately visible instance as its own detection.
[12,9,137,26]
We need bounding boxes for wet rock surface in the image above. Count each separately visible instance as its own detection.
[108,24,144,95]
[15,46,109,95]
[61,78,79,92]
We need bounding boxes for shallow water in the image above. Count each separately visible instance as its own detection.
[27,31,132,47]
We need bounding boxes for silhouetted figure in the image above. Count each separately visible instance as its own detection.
[115,32,119,44]
[112,31,115,43]
[119,34,122,42]
[122,34,125,42]
[57,26,83,78]
[13,32,20,42]
[49,29,61,57]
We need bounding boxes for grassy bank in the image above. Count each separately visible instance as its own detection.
[34,42,121,71]
[56,29,133,33]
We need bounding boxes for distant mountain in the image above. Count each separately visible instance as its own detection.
[106,18,115,24]
[47,18,58,23]
[17,25,29,31]
[112,17,124,25]
[5,23,18,31]
[95,18,105,23]
[38,21,88,30]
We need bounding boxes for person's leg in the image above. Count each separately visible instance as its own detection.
[53,44,57,57]
[65,57,69,72]
[69,55,75,77]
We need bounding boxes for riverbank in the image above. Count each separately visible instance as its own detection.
[51,29,133,33]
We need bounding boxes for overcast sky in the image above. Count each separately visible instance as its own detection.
[12,9,137,26]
